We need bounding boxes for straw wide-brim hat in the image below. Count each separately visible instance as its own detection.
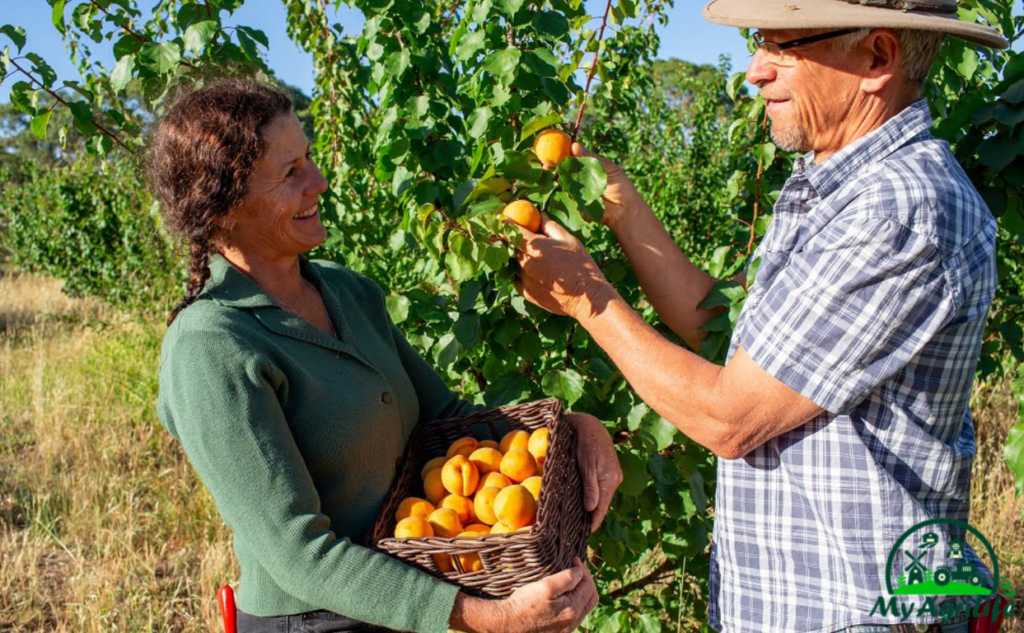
[702,0,1008,49]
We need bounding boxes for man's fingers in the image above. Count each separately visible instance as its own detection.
[539,214,571,241]
[544,564,585,598]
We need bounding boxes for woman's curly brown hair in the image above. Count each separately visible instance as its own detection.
[147,77,292,325]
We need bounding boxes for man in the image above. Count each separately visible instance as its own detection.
[514,1,1008,632]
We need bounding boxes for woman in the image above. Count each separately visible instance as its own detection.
[152,77,621,633]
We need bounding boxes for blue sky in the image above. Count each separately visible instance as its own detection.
[1,1,751,103]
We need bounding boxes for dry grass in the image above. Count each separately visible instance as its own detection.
[0,272,1021,632]
[0,273,235,632]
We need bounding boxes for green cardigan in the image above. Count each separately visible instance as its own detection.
[157,253,477,633]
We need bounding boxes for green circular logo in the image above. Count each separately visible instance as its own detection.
[885,519,999,597]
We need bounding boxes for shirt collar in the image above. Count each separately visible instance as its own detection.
[204,252,324,309]
[804,99,934,198]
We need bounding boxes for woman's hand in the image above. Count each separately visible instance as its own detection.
[450,558,598,633]
[566,413,622,532]
[571,143,643,231]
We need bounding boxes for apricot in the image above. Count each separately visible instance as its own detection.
[499,429,530,454]
[468,447,503,474]
[479,472,512,490]
[499,448,538,483]
[441,494,477,525]
[522,476,542,502]
[464,523,491,535]
[490,521,515,535]
[395,516,433,538]
[428,507,463,538]
[527,428,548,466]
[479,439,500,451]
[396,497,435,522]
[532,129,572,170]
[447,437,480,459]
[501,200,541,233]
[441,455,480,497]
[434,554,455,573]
[455,540,484,572]
[421,457,447,480]
[493,484,536,530]
[473,486,502,526]
[423,468,448,505]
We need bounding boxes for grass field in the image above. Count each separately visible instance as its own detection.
[1,271,1021,632]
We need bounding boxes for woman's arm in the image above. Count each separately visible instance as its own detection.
[159,329,460,633]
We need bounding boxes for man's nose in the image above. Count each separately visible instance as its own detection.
[746,49,777,87]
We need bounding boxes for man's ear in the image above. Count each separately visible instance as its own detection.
[860,28,901,95]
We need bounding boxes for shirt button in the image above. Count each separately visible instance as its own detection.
[381,392,393,404]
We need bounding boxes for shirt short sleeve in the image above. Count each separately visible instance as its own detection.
[738,216,956,414]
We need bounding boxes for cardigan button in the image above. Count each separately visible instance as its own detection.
[381,391,393,404]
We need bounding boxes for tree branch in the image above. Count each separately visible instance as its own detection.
[89,0,149,44]
[606,558,676,600]
[571,0,613,140]
[9,58,130,153]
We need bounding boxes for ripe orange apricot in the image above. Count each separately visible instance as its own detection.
[441,494,477,525]
[493,484,537,529]
[447,437,480,459]
[499,448,538,483]
[527,428,548,466]
[490,521,515,535]
[395,516,433,538]
[434,554,455,573]
[479,472,512,490]
[499,429,530,454]
[423,468,448,505]
[421,457,447,480]
[441,455,480,497]
[455,540,484,573]
[428,507,464,538]
[501,200,541,233]
[522,476,542,502]
[479,439,500,451]
[464,523,491,535]
[533,129,572,170]
[473,486,502,526]
[396,497,435,522]
[468,447,503,474]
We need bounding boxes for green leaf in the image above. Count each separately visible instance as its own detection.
[557,156,607,215]
[110,54,135,93]
[52,1,67,35]
[30,110,52,140]
[385,295,410,324]
[978,136,1017,172]
[484,373,529,407]
[541,367,585,405]
[10,81,36,116]
[184,20,219,54]
[482,47,521,82]
[532,11,569,38]
[955,46,979,82]
[467,107,492,139]
[238,26,269,47]
[455,30,485,61]
[140,42,181,74]
[519,112,563,144]
[385,49,411,77]
[494,0,526,17]
[68,100,97,136]
[522,49,559,78]
[618,451,648,496]
[434,333,462,369]
[699,280,746,309]
[1005,421,1024,500]
[113,34,142,60]
[0,25,26,53]
[640,414,677,451]
[25,53,57,87]
[454,313,481,347]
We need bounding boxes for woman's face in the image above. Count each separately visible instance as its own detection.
[223,112,329,261]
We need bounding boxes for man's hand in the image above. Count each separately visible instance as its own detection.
[566,413,622,532]
[572,143,643,230]
[514,215,616,319]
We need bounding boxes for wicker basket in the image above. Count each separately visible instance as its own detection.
[368,399,590,598]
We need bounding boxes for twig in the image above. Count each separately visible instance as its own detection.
[606,558,676,600]
[571,0,613,140]
[439,0,462,31]
[89,0,148,44]
[9,58,130,152]
[748,106,769,256]
[312,0,340,168]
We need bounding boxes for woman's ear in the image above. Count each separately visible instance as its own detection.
[212,214,237,232]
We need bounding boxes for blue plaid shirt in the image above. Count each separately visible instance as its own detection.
[710,101,997,633]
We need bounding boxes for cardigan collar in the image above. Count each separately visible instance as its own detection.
[201,253,367,362]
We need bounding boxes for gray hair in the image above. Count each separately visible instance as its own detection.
[831,28,946,91]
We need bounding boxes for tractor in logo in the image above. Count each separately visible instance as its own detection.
[934,560,982,587]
